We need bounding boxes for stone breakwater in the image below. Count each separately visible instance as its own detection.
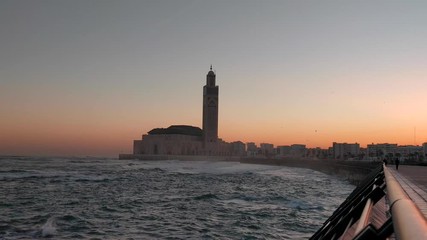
[119,154,379,185]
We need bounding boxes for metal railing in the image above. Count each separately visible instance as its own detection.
[310,164,386,239]
[383,165,427,240]
[311,164,427,240]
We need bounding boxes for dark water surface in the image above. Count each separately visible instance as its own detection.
[0,157,354,239]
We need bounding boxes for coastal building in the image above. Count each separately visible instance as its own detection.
[133,125,203,155]
[290,144,306,157]
[359,147,367,160]
[260,143,274,156]
[277,145,291,156]
[423,143,427,158]
[131,66,233,157]
[203,66,219,155]
[332,142,360,159]
[306,147,324,159]
[230,141,246,156]
[367,143,397,159]
[396,145,422,156]
[246,142,258,157]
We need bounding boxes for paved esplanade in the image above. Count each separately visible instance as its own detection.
[389,165,427,218]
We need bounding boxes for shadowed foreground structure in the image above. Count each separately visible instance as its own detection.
[311,165,427,240]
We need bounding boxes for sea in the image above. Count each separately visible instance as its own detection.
[0,156,355,239]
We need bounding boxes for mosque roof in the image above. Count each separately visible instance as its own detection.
[148,125,203,137]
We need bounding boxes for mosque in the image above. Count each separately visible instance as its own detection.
[131,66,245,157]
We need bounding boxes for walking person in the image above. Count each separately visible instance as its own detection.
[395,157,400,170]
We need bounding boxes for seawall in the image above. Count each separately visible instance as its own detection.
[240,157,380,185]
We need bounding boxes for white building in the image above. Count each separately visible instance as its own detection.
[396,145,422,156]
[230,141,246,156]
[130,67,234,157]
[367,143,397,159]
[290,144,306,157]
[277,145,291,156]
[423,143,427,158]
[260,143,275,156]
[333,142,360,159]
[246,142,258,157]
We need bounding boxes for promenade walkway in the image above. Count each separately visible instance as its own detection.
[389,165,427,218]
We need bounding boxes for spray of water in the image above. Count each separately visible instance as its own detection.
[41,216,57,237]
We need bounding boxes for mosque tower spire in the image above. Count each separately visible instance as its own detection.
[202,65,219,155]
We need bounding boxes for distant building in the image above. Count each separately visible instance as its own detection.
[260,143,274,156]
[230,141,246,156]
[277,145,291,156]
[203,66,219,155]
[246,142,257,157]
[134,125,203,155]
[132,66,237,156]
[423,143,427,158]
[306,147,324,159]
[359,147,367,160]
[332,142,360,159]
[396,145,421,156]
[367,143,397,159]
[290,144,306,157]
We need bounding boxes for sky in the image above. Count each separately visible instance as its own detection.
[1,0,427,157]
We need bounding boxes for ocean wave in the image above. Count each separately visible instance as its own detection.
[0,157,355,239]
[193,193,219,200]
[0,169,29,173]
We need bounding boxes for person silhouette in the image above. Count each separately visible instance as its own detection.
[395,158,400,170]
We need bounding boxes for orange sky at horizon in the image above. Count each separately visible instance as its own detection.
[1,121,426,157]
[2,96,426,157]
[2,68,427,157]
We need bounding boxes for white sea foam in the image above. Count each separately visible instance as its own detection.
[41,217,57,237]
[140,160,283,174]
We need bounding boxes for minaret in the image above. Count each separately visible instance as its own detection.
[203,65,219,154]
